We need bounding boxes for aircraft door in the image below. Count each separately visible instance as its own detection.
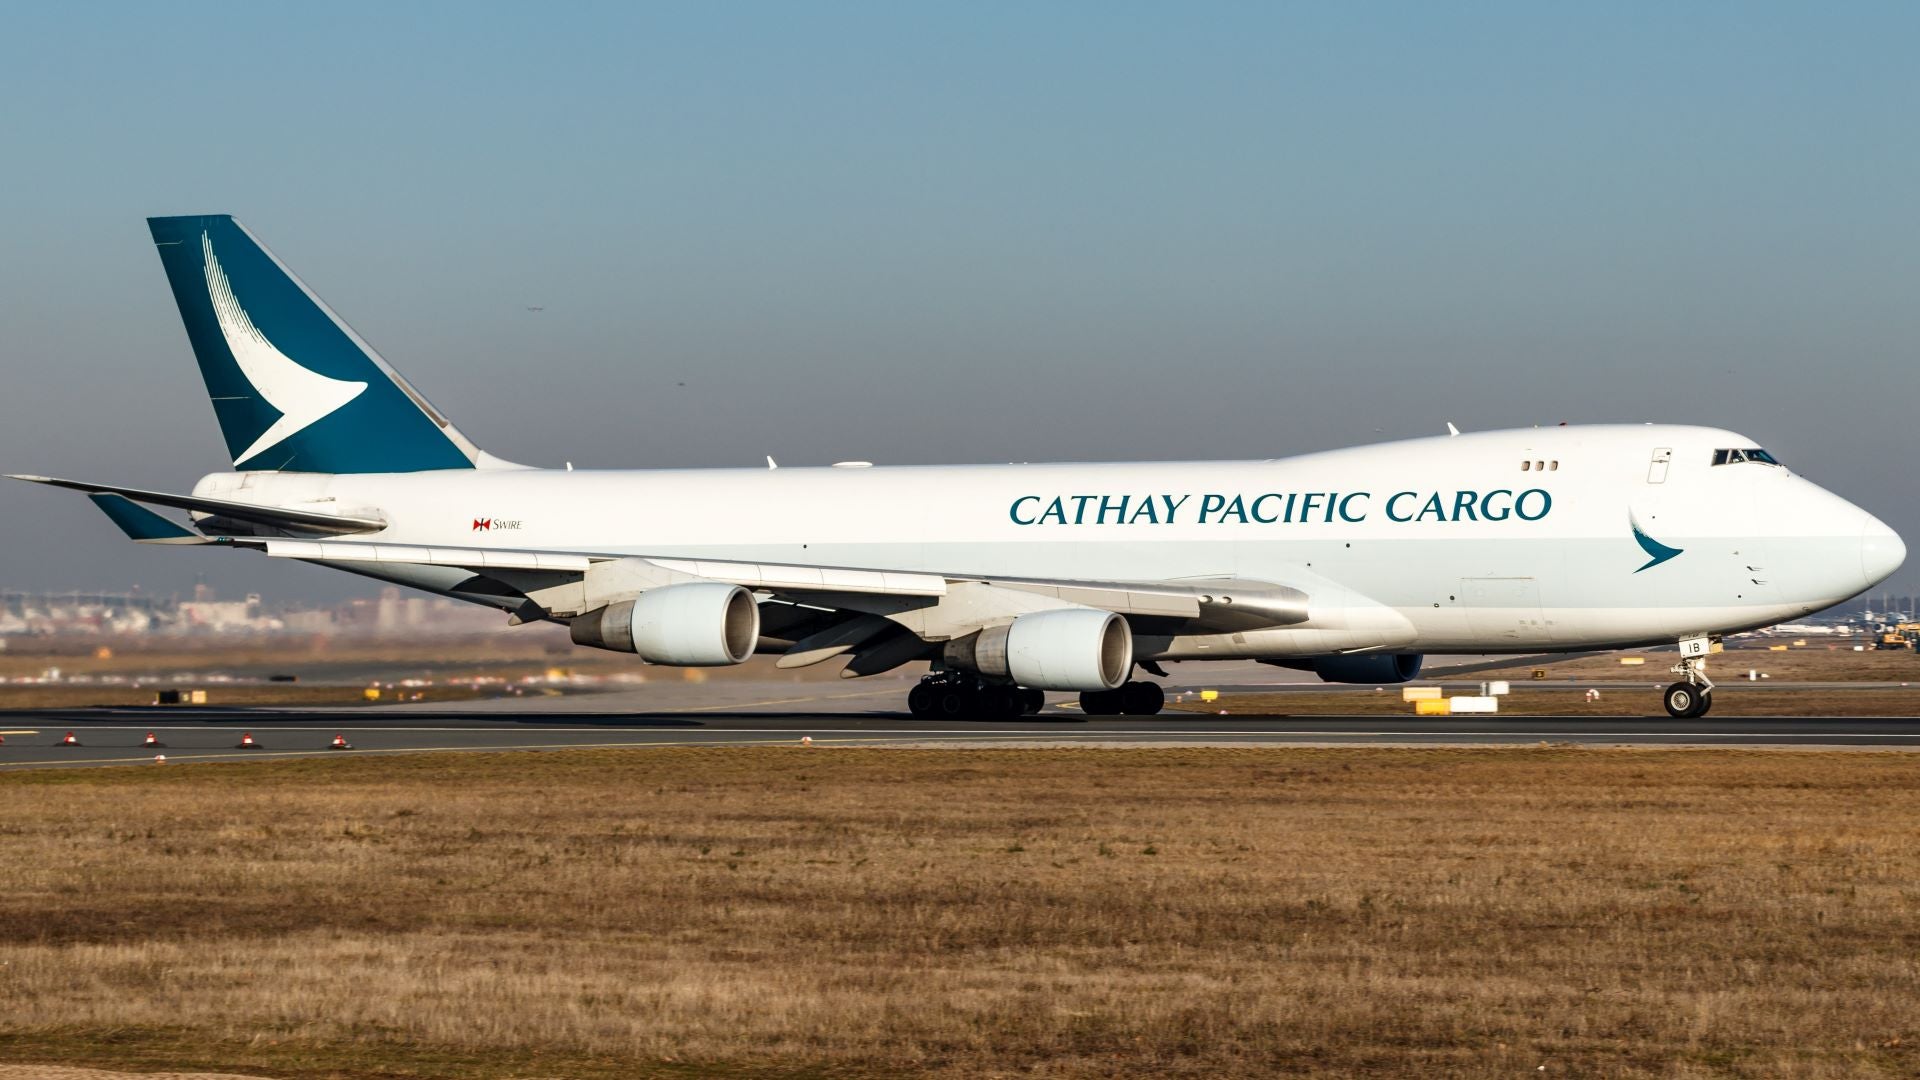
[1647,448,1673,483]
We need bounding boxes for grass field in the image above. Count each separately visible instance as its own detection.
[2,746,1918,1078]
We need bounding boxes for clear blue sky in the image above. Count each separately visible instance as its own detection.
[0,2,1914,603]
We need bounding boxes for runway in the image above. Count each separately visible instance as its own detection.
[5,701,1920,769]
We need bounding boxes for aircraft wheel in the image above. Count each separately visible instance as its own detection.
[1079,688,1121,716]
[936,686,972,719]
[907,682,936,718]
[981,685,1025,719]
[1021,688,1046,715]
[1120,681,1165,715]
[1662,682,1710,719]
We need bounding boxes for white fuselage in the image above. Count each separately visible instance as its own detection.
[195,424,1904,658]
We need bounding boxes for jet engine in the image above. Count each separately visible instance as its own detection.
[570,582,760,665]
[943,608,1132,691]
[1309,653,1424,684]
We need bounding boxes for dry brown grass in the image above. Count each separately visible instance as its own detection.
[2,747,1918,1078]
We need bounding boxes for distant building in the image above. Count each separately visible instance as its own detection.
[0,585,505,638]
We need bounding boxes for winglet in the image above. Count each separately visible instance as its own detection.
[86,494,208,544]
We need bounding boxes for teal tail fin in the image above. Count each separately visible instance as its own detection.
[146,215,480,473]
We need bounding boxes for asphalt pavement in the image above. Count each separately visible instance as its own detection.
[4,699,1920,769]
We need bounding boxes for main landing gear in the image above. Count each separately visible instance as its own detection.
[1662,636,1716,719]
[904,674,1170,718]
[907,672,1045,719]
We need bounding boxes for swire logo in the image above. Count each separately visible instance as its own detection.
[471,517,522,532]
[473,518,491,531]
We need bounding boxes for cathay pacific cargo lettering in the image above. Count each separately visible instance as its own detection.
[1007,489,1552,526]
[11,216,1906,719]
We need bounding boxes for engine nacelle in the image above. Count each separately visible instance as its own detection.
[944,608,1132,691]
[570,582,760,666]
[1311,653,1424,684]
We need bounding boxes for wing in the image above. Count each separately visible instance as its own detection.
[241,537,1328,674]
[17,473,1405,675]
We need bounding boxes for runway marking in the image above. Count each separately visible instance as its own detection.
[18,724,1920,738]
[9,728,1920,771]
[668,688,902,712]
[0,738,816,768]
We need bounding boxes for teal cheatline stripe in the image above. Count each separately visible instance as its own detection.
[87,494,204,544]
[1631,517,1684,572]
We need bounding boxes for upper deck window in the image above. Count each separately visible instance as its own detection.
[1711,448,1782,467]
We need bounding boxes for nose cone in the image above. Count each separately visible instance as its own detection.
[1862,513,1907,590]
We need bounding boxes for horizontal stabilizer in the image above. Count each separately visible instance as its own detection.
[8,474,386,535]
[86,494,208,544]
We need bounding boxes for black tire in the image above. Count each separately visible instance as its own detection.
[907,682,936,718]
[1663,682,1701,719]
[1080,688,1121,716]
[1688,688,1713,718]
[936,687,971,719]
[1021,688,1046,715]
[982,685,1023,719]
[1120,681,1165,716]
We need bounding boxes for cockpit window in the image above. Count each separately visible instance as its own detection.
[1711,448,1782,467]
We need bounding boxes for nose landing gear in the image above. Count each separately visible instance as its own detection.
[1662,636,1716,718]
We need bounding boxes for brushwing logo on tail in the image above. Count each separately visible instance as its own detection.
[201,232,367,466]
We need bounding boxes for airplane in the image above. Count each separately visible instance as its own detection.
[11,215,1908,720]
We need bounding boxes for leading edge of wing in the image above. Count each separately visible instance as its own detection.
[248,539,1313,627]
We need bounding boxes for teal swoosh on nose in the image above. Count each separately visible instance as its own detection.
[1631,518,1684,572]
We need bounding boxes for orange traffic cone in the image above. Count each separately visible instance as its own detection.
[142,732,163,748]
[236,732,262,749]
[329,733,352,750]
[60,732,79,746]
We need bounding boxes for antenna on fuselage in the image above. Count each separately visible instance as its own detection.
[1445,422,1460,437]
